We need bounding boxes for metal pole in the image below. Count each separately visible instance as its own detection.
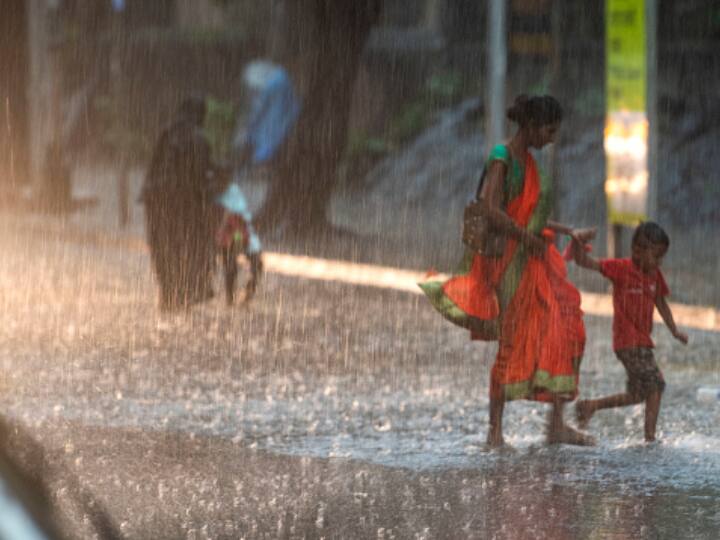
[26,0,52,188]
[608,223,623,258]
[424,0,443,34]
[486,0,507,150]
[645,0,658,221]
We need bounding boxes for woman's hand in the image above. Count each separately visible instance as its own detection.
[570,227,597,244]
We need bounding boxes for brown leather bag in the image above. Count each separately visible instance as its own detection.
[461,164,507,257]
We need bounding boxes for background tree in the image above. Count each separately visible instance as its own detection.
[256,0,383,236]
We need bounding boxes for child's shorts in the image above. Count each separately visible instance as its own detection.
[616,347,666,398]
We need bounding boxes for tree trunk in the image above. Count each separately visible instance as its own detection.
[27,0,58,189]
[0,0,29,190]
[256,0,382,236]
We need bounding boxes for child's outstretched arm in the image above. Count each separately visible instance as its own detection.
[571,239,602,273]
[655,295,689,344]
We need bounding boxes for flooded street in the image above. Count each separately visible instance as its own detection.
[0,1,717,538]
[0,224,718,539]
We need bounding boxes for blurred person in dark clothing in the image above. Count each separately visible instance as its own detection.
[141,97,218,312]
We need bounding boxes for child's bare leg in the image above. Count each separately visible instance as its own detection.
[222,246,238,305]
[487,396,505,447]
[244,252,263,301]
[644,391,662,442]
[576,393,642,428]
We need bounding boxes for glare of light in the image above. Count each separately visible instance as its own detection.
[604,133,647,156]
[604,172,648,195]
[605,111,648,217]
[263,253,717,331]
[604,112,648,160]
[263,253,438,294]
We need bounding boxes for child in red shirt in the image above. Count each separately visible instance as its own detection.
[571,221,688,442]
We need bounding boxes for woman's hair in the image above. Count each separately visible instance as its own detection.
[632,221,670,249]
[506,94,563,128]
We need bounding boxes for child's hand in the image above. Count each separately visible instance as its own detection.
[562,237,591,263]
[570,227,597,244]
[672,329,689,345]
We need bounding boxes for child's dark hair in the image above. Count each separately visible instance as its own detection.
[506,94,563,128]
[632,221,670,249]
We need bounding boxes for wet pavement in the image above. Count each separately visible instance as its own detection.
[0,216,719,539]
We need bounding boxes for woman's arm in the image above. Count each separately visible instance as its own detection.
[547,221,597,244]
[572,241,602,272]
[655,295,689,344]
[546,220,573,236]
[480,161,545,256]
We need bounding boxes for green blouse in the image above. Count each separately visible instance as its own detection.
[486,144,553,235]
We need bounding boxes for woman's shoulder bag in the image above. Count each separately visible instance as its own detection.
[461,153,508,258]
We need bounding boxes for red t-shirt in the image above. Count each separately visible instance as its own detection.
[600,258,669,351]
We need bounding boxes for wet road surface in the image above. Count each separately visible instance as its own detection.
[0,224,718,539]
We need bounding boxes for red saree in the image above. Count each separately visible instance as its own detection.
[420,152,585,402]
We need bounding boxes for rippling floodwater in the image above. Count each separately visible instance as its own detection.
[0,224,718,538]
[5,367,720,480]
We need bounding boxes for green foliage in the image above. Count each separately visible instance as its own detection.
[94,94,238,164]
[93,94,153,161]
[703,175,720,199]
[341,68,471,186]
[346,132,389,159]
[390,69,468,143]
[387,101,431,145]
[204,97,237,163]
[708,4,720,37]
[87,25,253,163]
[425,71,464,104]
[121,26,250,47]
[207,0,273,44]
[342,68,472,181]
[526,74,552,97]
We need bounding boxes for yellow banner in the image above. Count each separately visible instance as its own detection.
[606,0,646,112]
[606,0,647,225]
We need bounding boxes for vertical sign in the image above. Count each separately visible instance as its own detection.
[605,0,648,227]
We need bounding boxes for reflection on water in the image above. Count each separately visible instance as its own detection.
[3,363,720,538]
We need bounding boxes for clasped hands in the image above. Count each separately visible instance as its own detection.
[523,226,597,258]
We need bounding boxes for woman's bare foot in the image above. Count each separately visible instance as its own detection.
[547,424,596,446]
[486,431,505,448]
[575,400,594,429]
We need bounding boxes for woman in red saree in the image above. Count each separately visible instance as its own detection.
[421,95,595,447]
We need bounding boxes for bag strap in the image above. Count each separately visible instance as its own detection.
[474,144,509,204]
[474,166,488,201]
